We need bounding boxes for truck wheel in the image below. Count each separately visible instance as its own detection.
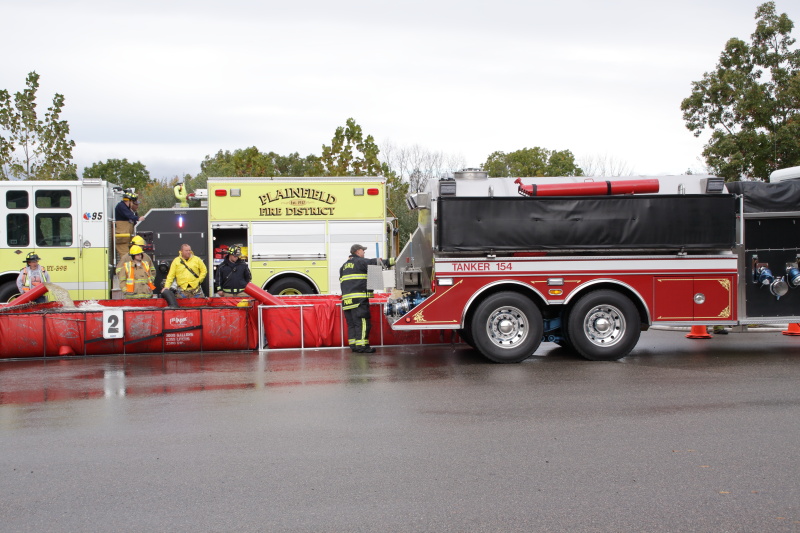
[457,327,475,348]
[267,278,315,296]
[470,292,543,363]
[0,282,20,303]
[567,290,640,361]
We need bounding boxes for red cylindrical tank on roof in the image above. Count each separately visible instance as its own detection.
[514,178,660,197]
[3,284,48,307]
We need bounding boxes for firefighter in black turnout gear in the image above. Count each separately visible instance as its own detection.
[215,245,252,296]
[340,244,381,353]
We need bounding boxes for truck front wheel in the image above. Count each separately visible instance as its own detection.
[567,290,640,361]
[267,278,315,296]
[470,292,543,363]
[0,281,20,303]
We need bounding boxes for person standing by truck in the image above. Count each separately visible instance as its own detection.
[16,252,50,304]
[114,192,144,258]
[117,245,156,299]
[339,244,382,353]
[214,245,251,297]
[162,244,208,298]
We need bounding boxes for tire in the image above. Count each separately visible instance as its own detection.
[267,277,315,296]
[0,281,20,303]
[567,290,640,361]
[470,291,543,363]
[457,326,475,348]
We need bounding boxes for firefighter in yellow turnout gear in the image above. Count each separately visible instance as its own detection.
[162,244,207,298]
[117,245,156,299]
[339,244,383,353]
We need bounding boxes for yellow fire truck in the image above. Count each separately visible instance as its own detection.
[0,179,115,302]
[206,177,390,295]
[0,177,391,302]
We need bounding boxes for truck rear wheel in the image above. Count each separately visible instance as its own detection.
[0,281,20,303]
[567,290,640,361]
[267,278,315,296]
[470,292,543,363]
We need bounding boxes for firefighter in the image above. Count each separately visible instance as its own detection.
[16,252,50,304]
[339,244,383,353]
[162,244,208,298]
[117,245,156,299]
[215,245,252,297]
[174,181,189,208]
[115,235,153,277]
[114,192,144,257]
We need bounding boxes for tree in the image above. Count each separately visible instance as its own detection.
[681,2,800,181]
[83,158,151,190]
[0,71,76,180]
[196,147,323,189]
[381,141,466,193]
[138,175,194,214]
[482,147,584,177]
[380,140,466,247]
[578,153,634,177]
[321,118,383,176]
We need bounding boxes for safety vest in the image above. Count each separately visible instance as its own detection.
[21,267,45,292]
[124,260,156,293]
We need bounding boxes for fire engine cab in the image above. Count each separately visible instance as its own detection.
[385,169,800,363]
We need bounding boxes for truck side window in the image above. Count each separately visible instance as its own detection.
[35,190,72,208]
[6,190,29,209]
[35,213,73,247]
[6,214,30,246]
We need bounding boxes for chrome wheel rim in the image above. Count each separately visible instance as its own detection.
[583,304,626,347]
[485,305,528,349]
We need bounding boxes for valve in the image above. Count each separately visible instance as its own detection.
[754,264,774,286]
[787,263,800,288]
[384,292,427,318]
[754,262,788,299]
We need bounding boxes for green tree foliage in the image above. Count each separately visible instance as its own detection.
[321,118,383,176]
[82,158,151,190]
[196,147,323,188]
[0,72,76,180]
[482,147,584,177]
[138,175,193,215]
[681,2,800,181]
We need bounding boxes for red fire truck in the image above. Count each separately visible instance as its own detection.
[384,169,800,363]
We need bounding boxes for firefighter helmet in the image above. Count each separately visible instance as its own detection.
[228,245,241,256]
[130,235,146,246]
[24,252,41,263]
[123,191,138,202]
[129,245,144,256]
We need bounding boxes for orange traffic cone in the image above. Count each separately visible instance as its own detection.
[686,325,712,339]
[782,323,800,336]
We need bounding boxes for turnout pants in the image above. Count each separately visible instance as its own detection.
[343,300,371,348]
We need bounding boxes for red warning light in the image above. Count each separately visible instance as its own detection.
[214,189,227,197]
[367,188,379,196]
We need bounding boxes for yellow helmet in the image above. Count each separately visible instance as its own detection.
[130,235,146,246]
[129,245,144,256]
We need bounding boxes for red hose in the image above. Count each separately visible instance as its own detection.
[515,178,660,197]
[244,283,284,306]
[4,284,48,307]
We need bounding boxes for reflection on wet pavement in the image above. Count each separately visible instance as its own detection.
[2,329,798,405]
[0,345,486,405]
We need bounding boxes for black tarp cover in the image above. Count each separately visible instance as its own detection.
[725,180,800,213]
[437,195,738,252]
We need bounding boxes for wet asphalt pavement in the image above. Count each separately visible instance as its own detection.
[1,329,799,532]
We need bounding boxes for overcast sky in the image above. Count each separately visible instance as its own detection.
[4,0,798,180]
